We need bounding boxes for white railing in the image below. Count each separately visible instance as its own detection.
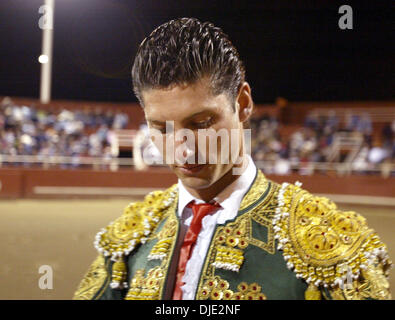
[254,160,395,176]
[326,132,363,163]
[114,129,137,148]
[0,154,135,171]
[311,108,395,123]
[0,154,394,176]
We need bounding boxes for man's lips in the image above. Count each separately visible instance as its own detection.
[176,163,206,174]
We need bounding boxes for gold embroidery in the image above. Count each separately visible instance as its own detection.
[197,277,267,300]
[249,189,277,254]
[239,170,269,211]
[147,238,173,261]
[237,282,248,292]
[329,264,392,300]
[110,258,128,289]
[234,282,267,300]
[197,173,276,298]
[75,185,177,298]
[223,290,234,300]
[328,289,342,300]
[212,245,244,272]
[125,267,165,300]
[274,182,393,290]
[363,265,392,300]
[211,288,224,300]
[147,217,178,261]
[343,279,372,300]
[73,255,109,300]
[207,181,277,273]
[198,274,230,299]
[209,218,250,273]
[197,171,278,299]
[125,194,180,299]
[305,283,322,300]
[94,185,178,289]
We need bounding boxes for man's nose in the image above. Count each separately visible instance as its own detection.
[173,129,197,165]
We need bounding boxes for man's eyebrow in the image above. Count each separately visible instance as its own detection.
[146,110,211,125]
[146,119,165,125]
[183,110,210,122]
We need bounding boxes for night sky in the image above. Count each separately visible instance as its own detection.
[0,0,393,104]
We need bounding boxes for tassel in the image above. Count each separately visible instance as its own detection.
[110,257,128,289]
[304,283,321,300]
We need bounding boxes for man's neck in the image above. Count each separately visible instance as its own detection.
[184,155,249,203]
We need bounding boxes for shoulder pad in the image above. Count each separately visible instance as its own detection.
[94,184,178,261]
[273,182,391,288]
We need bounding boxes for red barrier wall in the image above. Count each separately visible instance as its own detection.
[0,169,23,198]
[267,173,395,198]
[0,167,394,199]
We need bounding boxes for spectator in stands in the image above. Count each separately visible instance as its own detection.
[113,110,129,129]
[249,108,394,176]
[1,96,393,176]
[304,111,319,131]
[0,98,129,167]
[368,143,389,166]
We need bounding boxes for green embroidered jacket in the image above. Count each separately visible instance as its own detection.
[73,169,392,300]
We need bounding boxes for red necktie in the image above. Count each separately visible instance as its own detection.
[172,201,221,300]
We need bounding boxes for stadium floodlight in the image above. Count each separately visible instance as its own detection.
[38,0,55,104]
[38,54,49,64]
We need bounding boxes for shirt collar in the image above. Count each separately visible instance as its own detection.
[177,155,257,218]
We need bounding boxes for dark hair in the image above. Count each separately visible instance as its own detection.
[131,17,245,107]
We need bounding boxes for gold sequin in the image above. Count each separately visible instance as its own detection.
[197,277,267,301]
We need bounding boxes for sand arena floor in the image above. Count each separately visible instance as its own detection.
[0,199,393,300]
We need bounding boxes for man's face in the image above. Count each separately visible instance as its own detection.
[141,78,244,191]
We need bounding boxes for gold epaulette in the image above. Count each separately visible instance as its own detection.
[93,184,178,289]
[273,182,392,290]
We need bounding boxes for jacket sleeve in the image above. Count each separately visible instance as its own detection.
[73,254,130,300]
[73,255,111,300]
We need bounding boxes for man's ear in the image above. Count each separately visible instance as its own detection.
[236,82,253,122]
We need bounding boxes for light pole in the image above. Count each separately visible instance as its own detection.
[38,0,55,104]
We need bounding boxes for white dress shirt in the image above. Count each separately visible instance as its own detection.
[177,155,257,299]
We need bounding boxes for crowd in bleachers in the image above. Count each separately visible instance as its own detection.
[251,111,395,175]
[1,97,394,175]
[0,98,128,166]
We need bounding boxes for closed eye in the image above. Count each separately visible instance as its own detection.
[193,118,214,129]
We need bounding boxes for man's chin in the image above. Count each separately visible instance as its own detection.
[177,175,212,190]
[170,163,233,190]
